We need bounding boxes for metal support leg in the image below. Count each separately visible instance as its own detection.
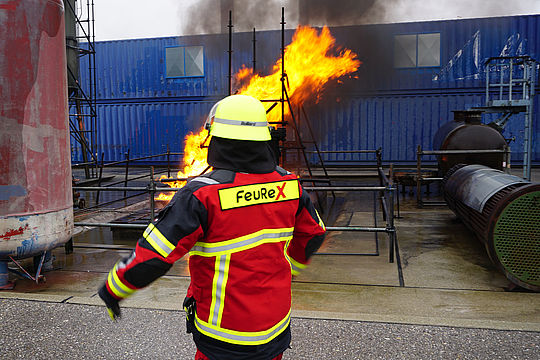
[65,238,74,254]
[8,252,47,284]
[387,187,395,263]
[0,261,15,290]
[416,145,423,208]
[149,166,156,221]
[523,104,533,180]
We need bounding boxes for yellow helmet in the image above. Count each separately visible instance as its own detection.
[205,95,271,141]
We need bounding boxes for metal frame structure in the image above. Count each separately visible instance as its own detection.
[472,56,538,180]
[415,145,511,207]
[72,149,183,208]
[73,149,404,287]
[66,0,98,179]
[224,7,332,187]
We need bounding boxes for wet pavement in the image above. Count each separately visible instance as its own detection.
[1,168,539,358]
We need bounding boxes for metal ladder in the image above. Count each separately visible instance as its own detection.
[473,56,537,180]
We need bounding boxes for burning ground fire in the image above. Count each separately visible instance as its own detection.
[156,26,361,202]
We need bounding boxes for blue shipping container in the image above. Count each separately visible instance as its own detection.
[75,15,540,165]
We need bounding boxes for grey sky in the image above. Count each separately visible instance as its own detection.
[92,0,540,41]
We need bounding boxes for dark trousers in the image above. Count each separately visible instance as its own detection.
[195,349,284,360]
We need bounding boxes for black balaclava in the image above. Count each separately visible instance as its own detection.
[207,136,277,174]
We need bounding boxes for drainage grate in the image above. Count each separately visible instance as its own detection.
[494,191,540,288]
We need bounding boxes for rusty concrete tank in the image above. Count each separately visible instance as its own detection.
[433,110,507,174]
[0,0,73,281]
[443,164,540,291]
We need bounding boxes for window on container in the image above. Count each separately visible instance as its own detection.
[394,33,440,68]
[166,46,204,78]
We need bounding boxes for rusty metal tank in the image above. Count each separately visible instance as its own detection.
[0,0,73,262]
[433,110,507,174]
[443,164,540,291]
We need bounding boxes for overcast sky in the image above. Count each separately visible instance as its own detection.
[91,0,540,41]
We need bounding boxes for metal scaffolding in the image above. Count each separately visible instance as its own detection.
[65,0,98,179]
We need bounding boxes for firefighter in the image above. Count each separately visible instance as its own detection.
[98,94,326,360]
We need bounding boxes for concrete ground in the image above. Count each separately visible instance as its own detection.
[0,298,538,359]
[1,168,539,359]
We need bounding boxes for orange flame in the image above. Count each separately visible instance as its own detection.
[237,26,361,122]
[157,26,360,202]
[155,129,210,201]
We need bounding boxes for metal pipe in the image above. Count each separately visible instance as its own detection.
[265,102,278,114]
[73,186,183,191]
[394,232,405,287]
[283,87,313,179]
[281,7,285,126]
[150,167,156,220]
[416,145,422,207]
[167,144,171,178]
[389,163,401,218]
[387,186,396,263]
[326,226,388,232]
[124,149,130,197]
[314,252,380,256]
[102,152,179,167]
[74,191,147,212]
[303,186,387,191]
[95,152,104,205]
[78,184,390,194]
[75,222,147,229]
[228,10,233,96]
[380,192,390,222]
[306,150,380,154]
[372,191,380,256]
[252,27,256,73]
[298,106,335,200]
[159,177,189,183]
[378,167,390,186]
[420,149,508,155]
[299,178,334,183]
[72,161,98,167]
[73,222,390,233]
[104,168,169,187]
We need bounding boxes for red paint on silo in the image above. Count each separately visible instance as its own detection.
[0,0,73,259]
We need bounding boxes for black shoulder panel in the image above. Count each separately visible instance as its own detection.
[139,183,210,251]
[181,170,235,193]
[207,169,236,184]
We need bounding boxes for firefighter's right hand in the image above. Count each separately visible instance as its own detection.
[98,284,121,321]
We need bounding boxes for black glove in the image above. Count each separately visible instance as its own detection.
[98,284,121,321]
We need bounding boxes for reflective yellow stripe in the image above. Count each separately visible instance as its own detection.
[283,237,294,275]
[106,264,136,299]
[107,308,117,321]
[143,223,175,258]
[194,310,291,345]
[209,254,231,327]
[189,228,294,257]
[315,208,326,231]
[289,257,307,276]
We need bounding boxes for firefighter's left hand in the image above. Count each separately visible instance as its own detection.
[98,284,121,321]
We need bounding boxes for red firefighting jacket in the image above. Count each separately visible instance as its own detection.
[104,166,326,347]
